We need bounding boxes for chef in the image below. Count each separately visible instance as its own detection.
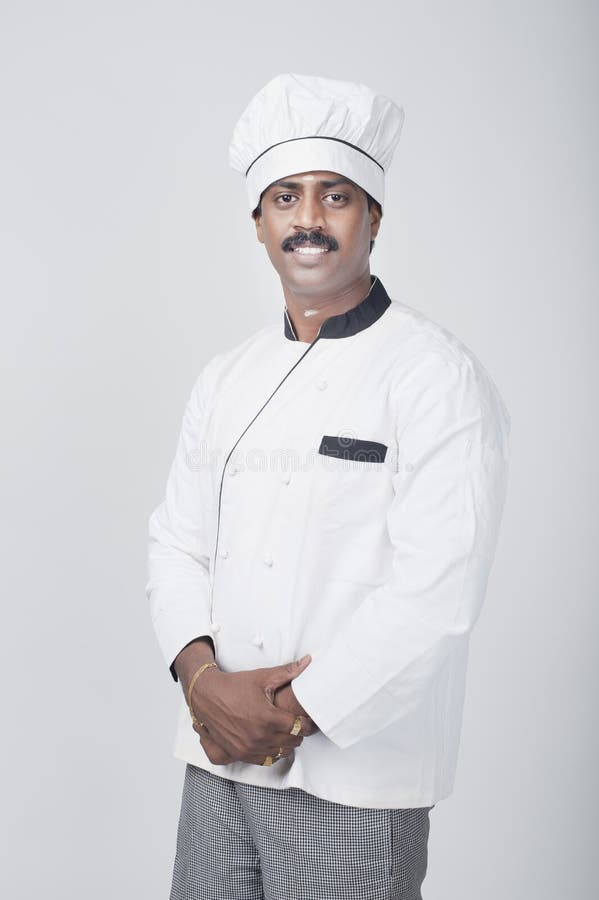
[147,72,511,900]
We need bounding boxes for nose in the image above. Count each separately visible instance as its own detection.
[292,194,326,232]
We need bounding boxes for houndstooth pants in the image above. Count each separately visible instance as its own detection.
[170,764,434,900]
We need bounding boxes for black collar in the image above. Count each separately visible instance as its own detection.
[283,275,392,341]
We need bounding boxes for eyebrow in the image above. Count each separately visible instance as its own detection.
[269,177,355,191]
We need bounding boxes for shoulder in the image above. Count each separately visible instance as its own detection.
[381,298,478,367]
[187,323,281,406]
[381,299,511,448]
[202,323,280,380]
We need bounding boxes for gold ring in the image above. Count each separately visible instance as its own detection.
[290,717,302,736]
[262,755,274,767]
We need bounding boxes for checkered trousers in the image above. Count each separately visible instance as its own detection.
[170,764,433,900]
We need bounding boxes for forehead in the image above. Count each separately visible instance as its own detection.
[264,171,360,192]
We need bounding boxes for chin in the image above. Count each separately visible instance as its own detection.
[281,268,338,292]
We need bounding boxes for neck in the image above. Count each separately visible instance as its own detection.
[283,271,373,343]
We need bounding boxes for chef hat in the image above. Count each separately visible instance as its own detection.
[229,73,404,214]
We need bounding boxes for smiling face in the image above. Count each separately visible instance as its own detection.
[253,171,382,299]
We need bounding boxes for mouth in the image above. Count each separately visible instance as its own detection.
[283,233,337,254]
[291,246,330,255]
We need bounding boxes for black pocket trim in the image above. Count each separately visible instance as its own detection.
[318,435,388,463]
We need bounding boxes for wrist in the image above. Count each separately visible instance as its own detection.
[174,638,216,697]
[187,662,219,711]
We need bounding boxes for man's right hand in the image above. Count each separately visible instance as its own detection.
[174,640,317,766]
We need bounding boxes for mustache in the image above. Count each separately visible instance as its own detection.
[282,231,339,252]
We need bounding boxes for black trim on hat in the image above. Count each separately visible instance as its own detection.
[283,275,392,341]
[245,135,385,177]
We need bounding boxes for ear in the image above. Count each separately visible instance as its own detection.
[254,212,265,245]
[369,201,382,241]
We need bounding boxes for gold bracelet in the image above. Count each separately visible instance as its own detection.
[187,661,218,711]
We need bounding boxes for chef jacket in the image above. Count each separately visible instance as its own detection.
[146,275,511,809]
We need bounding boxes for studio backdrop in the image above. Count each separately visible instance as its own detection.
[0,2,596,898]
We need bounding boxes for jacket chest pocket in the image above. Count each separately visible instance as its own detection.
[318,434,388,464]
[314,434,394,520]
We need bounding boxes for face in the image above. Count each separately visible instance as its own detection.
[254,171,381,297]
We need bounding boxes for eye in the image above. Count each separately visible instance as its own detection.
[325,193,348,204]
[275,193,297,204]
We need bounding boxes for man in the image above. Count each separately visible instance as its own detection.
[147,73,511,899]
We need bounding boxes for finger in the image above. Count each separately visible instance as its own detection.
[200,732,234,765]
[267,732,304,749]
[296,715,318,736]
[269,711,319,740]
[260,705,313,737]
[206,747,232,765]
[244,746,295,767]
[192,720,211,736]
[261,655,312,697]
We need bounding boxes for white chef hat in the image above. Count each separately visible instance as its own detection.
[229,73,405,214]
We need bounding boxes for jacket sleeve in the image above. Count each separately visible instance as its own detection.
[292,351,511,749]
[145,369,215,682]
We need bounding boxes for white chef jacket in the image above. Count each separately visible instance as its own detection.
[146,275,511,809]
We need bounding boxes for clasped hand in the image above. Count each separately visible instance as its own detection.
[188,655,318,766]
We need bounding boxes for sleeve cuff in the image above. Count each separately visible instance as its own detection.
[291,635,401,750]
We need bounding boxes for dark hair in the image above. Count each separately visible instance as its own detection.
[251,188,382,255]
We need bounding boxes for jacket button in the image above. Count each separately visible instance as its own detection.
[316,379,328,391]
[252,634,264,648]
[281,472,291,485]
[262,553,273,567]
[228,465,239,477]
[211,622,221,634]
[220,547,230,559]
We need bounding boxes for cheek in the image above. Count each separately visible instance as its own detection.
[260,219,286,251]
[334,204,369,234]
[264,233,285,258]
[261,235,288,271]
[338,217,371,250]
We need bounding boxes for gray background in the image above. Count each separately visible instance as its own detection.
[1,1,596,897]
